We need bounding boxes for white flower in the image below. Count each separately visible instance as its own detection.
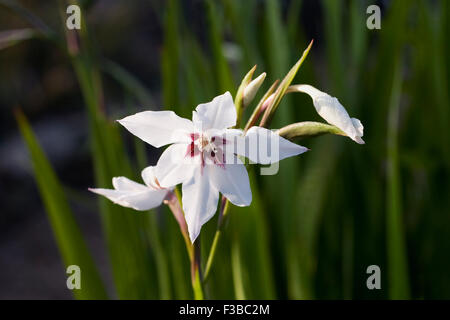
[89,166,169,211]
[118,92,308,242]
[292,84,365,144]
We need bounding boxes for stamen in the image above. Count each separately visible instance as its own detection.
[152,176,164,190]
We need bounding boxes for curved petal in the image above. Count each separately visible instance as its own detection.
[89,177,167,211]
[192,92,236,130]
[209,157,252,207]
[112,176,148,191]
[118,110,193,148]
[155,143,196,188]
[182,166,219,243]
[141,166,159,189]
[351,118,365,144]
[235,126,308,164]
[293,85,364,144]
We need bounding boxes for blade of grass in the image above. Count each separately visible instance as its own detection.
[0,0,58,42]
[230,171,276,299]
[386,60,410,299]
[162,0,181,114]
[262,0,306,299]
[231,238,246,299]
[16,110,108,300]
[59,2,161,298]
[205,0,235,94]
[421,0,450,164]
[0,28,36,50]
[221,0,261,68]
[259,40,313,128]
[102,59,154,106]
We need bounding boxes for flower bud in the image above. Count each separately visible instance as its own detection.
[243,72,266,107]
[288,84,364,144]
[277,121,345,141]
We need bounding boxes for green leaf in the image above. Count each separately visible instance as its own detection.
[0,28,36,50]
[0,0,58,42]
[260,40,313,127]
[16,110,108,300]
[162,0,181,114]
[102,59,154,106]
[65,6,164,299]
[229,170,276,299]
[386,61,410,299]
[205,0,235,94]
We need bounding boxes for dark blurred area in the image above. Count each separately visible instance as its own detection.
[0,0,166,299]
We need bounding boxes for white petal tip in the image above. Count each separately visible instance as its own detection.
[353,136,365,144]
[239,201,252,207]
[293,146,309,156]
[229,196,252,207]
[189,233,198,244]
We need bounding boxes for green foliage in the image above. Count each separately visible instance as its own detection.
[8,0,450,299]
[16,111,107,300]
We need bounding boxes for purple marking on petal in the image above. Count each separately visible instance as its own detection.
[211,136,227,145]
[190,133,200,141]
[211,148,225,169]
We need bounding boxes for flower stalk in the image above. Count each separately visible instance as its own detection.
[165,190,205,298]
[164,190,193,261]
[191,235,204,300]
[203,197,229,283]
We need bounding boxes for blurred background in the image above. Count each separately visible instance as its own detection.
[0,0,449,299]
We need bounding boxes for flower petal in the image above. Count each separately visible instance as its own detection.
[112,176,148,191]
[209,157,252,207]
[182,166,219,243]
[89,177,167,211]
[155,143,196,188]
[118,110,193,148]
[351,118,365,144]
[141,166,159,189]
[294,85,364,144]
[192,92,236,130]
[235,126,308,164]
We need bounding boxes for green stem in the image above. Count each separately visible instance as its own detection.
[165,190,204,298]
[203,197,230,283]
[165,190,193,261]
[231,238,246,299]
[191,236,204,300]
